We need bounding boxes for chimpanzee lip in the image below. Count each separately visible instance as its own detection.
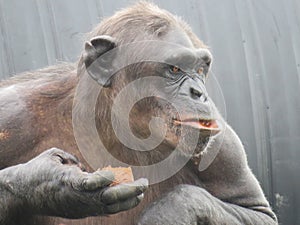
[172,117,221,133]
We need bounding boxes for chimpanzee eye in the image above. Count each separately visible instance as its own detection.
[170,65,181,74]
[197,67,204,75]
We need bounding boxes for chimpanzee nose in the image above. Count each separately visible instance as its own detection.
[198,49,212,66]
[190,86,208,102]
[197,49,212,75]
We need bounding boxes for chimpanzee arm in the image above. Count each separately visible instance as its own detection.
[0,173,24,224]
[138,184,276,225]
[0,148,148,225]
[138,124,277,225]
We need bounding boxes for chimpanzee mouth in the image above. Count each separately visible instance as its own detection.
[172,118,221,135]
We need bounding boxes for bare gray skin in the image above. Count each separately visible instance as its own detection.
[82,31,278,225]
[138,125,277,225]
[0,148,148,225]
[81,32,278,224]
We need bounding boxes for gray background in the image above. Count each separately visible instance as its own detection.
[0,0,299,224]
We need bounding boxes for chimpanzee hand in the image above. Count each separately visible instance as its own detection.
[0,148,148,219]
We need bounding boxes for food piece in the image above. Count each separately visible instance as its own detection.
[101,166,134,186]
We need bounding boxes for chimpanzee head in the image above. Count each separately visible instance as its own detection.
[79,2,222,163]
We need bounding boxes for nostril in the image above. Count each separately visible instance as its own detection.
[190,87,202,100]
[205,57,211,67]
[202,55,212,67]
[199,49,213,67]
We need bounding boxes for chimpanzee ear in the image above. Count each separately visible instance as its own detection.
[83,35,117,87]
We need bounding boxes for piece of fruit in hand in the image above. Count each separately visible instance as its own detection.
[100,166,134,186]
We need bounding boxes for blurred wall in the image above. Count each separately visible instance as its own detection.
[0,0,299,224]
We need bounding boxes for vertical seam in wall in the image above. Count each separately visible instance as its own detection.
[34,0,51,65]
[233,0,262,184]
[233,0,267,189]
[294,0,300,85]
[94,0,104,20]
[0,3,16,75]
[246,0,275,208]
[194,0,210,45]
[284,0,300,90]
[45,0,63,61]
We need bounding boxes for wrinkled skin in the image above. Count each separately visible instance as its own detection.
[0,148,148,225]
[0,2,277,225]
[138,125,277,225]
[139,185,274,225]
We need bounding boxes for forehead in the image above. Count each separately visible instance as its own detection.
[162,26,194,48]
[110,27,204,71]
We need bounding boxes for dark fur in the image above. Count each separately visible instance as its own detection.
[0,2,277,225]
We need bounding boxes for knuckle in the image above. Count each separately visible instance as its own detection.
[48,147,65,155]
[75,175,89,190]
[40,148,64,158]
[47,149,79,165]
[101,187,119,203]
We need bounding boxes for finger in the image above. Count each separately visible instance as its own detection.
[101,178,148,204]
[104,194,144,214]
[47,148,80,165]
[81,170,114,191]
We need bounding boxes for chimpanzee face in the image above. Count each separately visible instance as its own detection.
[124,48,220,156]
[84,32,221,158]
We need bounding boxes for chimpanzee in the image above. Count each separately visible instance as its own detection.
[0,2,277,225]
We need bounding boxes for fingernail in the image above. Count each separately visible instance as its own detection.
[137,193,144,201]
